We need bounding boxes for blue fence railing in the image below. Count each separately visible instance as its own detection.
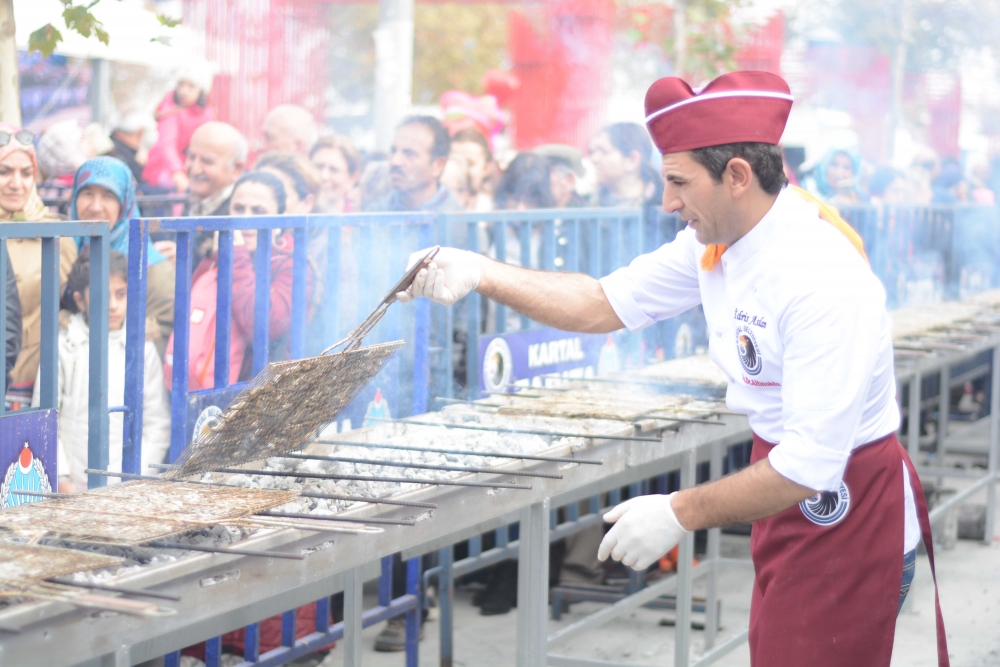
[0,220,110,491]
[842,204,1000,308]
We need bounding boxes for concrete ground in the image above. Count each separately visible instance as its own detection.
[319,493,1000,667]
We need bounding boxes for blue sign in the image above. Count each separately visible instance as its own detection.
[478,328,632,394]
[0,410,58,507]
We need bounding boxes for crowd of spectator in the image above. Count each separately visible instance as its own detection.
[798,146,1000,207]
[4,70,1000,657]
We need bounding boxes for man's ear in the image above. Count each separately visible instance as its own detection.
[431,156,448,181]
[725,158,754,198]
[304,193,316,211]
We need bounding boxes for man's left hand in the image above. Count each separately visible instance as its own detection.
[598,493,690,571]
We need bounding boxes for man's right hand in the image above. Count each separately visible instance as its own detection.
[397,247,481,306]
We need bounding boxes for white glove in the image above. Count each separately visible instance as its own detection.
[396,247,482,307]
[597,493,690,571]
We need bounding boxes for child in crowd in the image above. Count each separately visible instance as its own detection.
[32,249,170,492]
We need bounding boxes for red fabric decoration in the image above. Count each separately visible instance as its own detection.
[644,71,793,154]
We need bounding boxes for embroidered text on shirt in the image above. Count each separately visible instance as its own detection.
[734,308,767,329]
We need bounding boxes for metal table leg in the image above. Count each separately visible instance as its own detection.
[518,499,551,667]
[344,566,364,667]
[676,448,697,667]
[985,346,1000,545]
[908,374,922,461]
[406,557,421,667]
[704,442,722,650]
[439,545,454,667]
[938,365,950,484]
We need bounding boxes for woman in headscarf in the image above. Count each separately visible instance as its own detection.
[0,123,78,409]
[809,148,867,207]
[69,157,175,356]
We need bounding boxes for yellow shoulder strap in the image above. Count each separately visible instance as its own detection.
[699,186,867,271]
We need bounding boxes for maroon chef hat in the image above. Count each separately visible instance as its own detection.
[644,71,793,154]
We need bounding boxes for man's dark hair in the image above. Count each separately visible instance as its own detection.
[495,153,555,210]
[398,115,450,161]
[451,128,493,162]
[689,142,788,195]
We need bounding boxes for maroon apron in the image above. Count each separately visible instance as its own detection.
[748,432,949,667]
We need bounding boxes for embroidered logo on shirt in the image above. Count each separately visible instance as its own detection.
[799,482,851,526]
[736,326,762,376]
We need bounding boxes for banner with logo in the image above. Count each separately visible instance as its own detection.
[0,410,58,508]
[478,328,634,394]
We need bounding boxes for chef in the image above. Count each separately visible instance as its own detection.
[397,71,947,666]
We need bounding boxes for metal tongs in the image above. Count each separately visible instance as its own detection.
[323,246,441,354]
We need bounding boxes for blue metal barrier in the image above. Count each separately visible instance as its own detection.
[842,204,1000,308]
[0,221,110,490]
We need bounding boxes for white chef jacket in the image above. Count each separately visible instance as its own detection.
[600,187,919,552]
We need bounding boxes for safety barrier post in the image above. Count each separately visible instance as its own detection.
[123,218,148,474]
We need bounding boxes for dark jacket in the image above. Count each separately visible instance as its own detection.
[106,135,144,183]
[5,246,23,392]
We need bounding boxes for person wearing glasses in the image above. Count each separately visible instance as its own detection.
[0,124,77,410]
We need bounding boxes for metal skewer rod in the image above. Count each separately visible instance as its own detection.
[203,467,533,490]
[276,452,564,479]
[89,467,528,489]
[366,417,663,442]
[144,541,306,560]
[256,512,416,526]
[46,578,181,601]
[315,439,604,466]
[435,396,500,406]
[299,491,437,509]
[6,489,68,499]
[48,537,305,561]
[115,466,438,509]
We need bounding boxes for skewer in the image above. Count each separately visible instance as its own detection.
[315,439,604,466]
[48,537,305,561]
[276,452,564,479]
[256,512,416,526]
[46,577,181,602]
[6,489,68,499]
[366,417,664,442]
[204,467,534,490]
[92,467,437,509]
[435,396,500,406]
[299,491,437,509]
[144,541,306,560]
[88,467,530,490]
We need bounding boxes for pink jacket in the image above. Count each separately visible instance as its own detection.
[141,92,214,188]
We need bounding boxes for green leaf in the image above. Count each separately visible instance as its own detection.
[62,5,106,40]
[156,14,182,28]
[27,24,64,57]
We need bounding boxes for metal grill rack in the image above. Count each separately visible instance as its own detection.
[1,291,998,667]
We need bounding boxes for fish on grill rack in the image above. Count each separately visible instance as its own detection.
[165,247,441,479]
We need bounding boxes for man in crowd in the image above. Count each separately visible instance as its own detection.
[260,105,318,156]
[186,122,248,217]
[365,115,460,653]
[364,115,461,214]
[107,113,148,183]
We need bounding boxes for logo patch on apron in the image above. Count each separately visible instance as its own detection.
[799,482,851,526]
